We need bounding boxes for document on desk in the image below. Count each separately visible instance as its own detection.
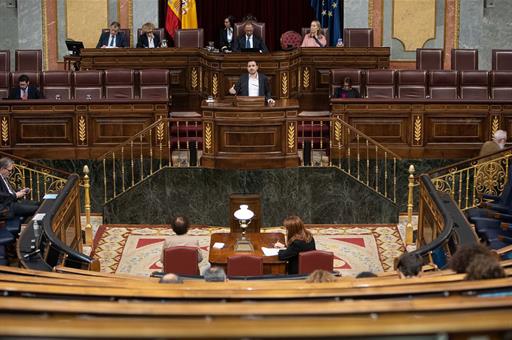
[261,247,280,256]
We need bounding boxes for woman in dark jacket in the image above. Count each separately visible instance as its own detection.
[219,15,235,52]
[275,215,316,274]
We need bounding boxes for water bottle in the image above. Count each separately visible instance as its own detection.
[33,219,40,239]
[336,38,344,47]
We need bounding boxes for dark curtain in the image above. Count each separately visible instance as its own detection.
[159,0,319,51]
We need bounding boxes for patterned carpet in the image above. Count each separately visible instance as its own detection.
[91,224,406,277]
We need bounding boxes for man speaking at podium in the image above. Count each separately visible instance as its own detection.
[229,60,275,105]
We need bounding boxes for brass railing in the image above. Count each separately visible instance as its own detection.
[427,148,512,211]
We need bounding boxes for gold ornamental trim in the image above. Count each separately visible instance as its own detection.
[156,120,165,142]
[204,122,213,153]
[281,72,288,96]
[334,120,342,143]
[78,115,86,144]
[414,115,422,144]
[287,122,295,152]
[212,73,218,97]
[303,67,310,89]
[191,67,198,89]
[1,117,8,145]
[491,115,499,137]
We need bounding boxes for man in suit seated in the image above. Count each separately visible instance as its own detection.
[96,21,129,48]
[136,22,160,48]
[228,60,275,105]
[160,215,203,263]
[0,158,39,222]
[8,74,41,100]
[233,22,268,52]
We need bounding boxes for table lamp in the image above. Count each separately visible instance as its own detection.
[234,204,254,252]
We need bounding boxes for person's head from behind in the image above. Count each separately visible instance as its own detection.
[396,252,423,278]
[283,215,312,245]
[247,60,258,75]
[465,254,505,281]
[309,20,322,36]
[204,266,226,282]
[171,215,190,235]
[493,129,507,149]
[306,269,336,283]
[18,74,30,90]
[0,157,15,178]
[109,21,121,36]
[159,273,183,284]
[142,22,155,38]
[224,15,235,29]
[343,77,353,90]
[244,23,254,37]
[448,243,493,273]
[356,271,377,278]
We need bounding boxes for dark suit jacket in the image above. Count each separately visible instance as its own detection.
[219,28,233,50]
[234,73,272,101]
[8,86,41,100]
[278,238,316,275]
[136,34,161,48]
[0,176,18,218]
[233,34,268,52]
[96,32,129,48]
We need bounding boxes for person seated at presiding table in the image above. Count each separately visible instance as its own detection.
[219,15,235,52]
[228,60,275,105]
[232,22,268,52]
[0,157,39,222]
[301,20,327,48]
[8,74,41,100]
[333,77,361,99]
[96,21,129,48]
[274,215,316,274]
[136,22,160,48]
[160,215,203,263]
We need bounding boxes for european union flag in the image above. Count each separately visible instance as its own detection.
[310,0,343,47]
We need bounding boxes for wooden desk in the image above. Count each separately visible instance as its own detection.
[201,98,300,169]
[209,232,286,275]
[79,48,390,110]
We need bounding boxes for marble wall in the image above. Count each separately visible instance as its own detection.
[103,167,400,226]
[344,0,368,29]
[132,0,159,47]
[0,0,19,70]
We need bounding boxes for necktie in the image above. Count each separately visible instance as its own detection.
[246,37,250,48]
[109,35,115,47]
[21,89,27,100]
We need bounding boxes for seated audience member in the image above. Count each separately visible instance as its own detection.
[356,271,377,278]
[228,60,275,105]
[306,269,337,283]
[0,157,39,221]
[8,74,41,100]
[219,15,235,52]
[159,273,183,284]
[479,129,507,157]
[160,215,203,263]
[465,254,505,280]
[448,243,494,273]
[96,21,129,48]
[396,252,423,278]
[301,20,327,48]
[136,22,160,48]
[334,77,361,99]
[204,266,226,282]
[274,215,316,275]
[233,22,268,52]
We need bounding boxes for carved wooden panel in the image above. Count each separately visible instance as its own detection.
[14,118,74,145]
[90,118,152,145]
[218,125,281,153]
[426,118,484,143]
[349,118,408,144]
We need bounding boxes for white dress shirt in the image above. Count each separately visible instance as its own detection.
[248,74,259,96]
[107,34,116,48]
[227,28,233,43]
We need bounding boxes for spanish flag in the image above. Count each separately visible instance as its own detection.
[165,0,198,38]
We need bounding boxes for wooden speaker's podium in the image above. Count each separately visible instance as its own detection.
[201,98,300,169]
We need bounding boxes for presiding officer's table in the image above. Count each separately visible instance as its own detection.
[209,232,286,275]
[79,47,390,111]
[201,98,300,169]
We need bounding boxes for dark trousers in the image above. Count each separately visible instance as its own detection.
[11,200,39,221]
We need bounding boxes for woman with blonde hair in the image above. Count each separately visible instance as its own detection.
[275,215,316,274]
[136,22,160,48]
[301,20,327,47]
